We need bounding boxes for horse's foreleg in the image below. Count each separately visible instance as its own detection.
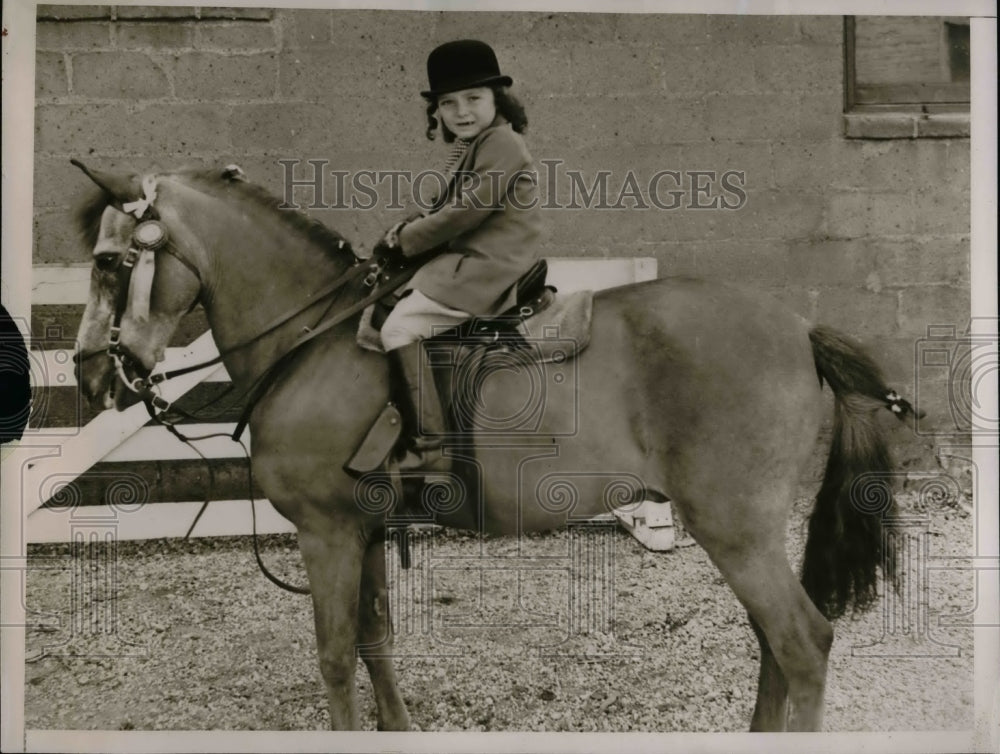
[748,615,788,731]
[358,537,411,731]
[298,525,366,730]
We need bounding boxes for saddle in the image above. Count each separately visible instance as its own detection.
[348,259,594,475]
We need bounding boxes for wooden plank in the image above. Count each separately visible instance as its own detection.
[98,424,249,461]
[31,258,658,305]
[546,257,656,293]
[24,331,221,516]
[35,348,230,387]
[32,264,93,306]
[26,499,295,543]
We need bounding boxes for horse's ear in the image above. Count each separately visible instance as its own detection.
[70,159,144,203]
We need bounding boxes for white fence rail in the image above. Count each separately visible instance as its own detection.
[26,257,657,543]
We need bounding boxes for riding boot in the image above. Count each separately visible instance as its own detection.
[392,341,451,474]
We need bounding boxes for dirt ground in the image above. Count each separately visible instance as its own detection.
[23,486,974,734]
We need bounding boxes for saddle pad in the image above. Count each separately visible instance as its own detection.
[356,289,594,361]
[356,303,385,353]
[513,289,594,364]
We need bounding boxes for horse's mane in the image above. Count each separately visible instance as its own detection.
[74,167,351,258]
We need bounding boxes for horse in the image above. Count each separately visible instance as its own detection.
[70,160,915,732]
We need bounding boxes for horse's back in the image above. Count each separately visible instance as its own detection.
[468,275,824,534]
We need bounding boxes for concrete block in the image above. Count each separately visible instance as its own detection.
[798,15,843,45]
[797,93,843,141]
[279,9,333,48]
[898,286,971,337]
[706,15,800,46]
[772,140,843,189]
[279,48,390,101]
[815,287,898,336]
[36,21,111,50]
[659,44,759,95]
[735,189,825,240]
[71,51,170,99]
[116,6,198,19]
[763,287,816,321]
[682,141,771,193]
[786,240,875,285]
[230,103,334,151]
[825,191,915,238]
[521,12,617,45]
[503,45,574,101]
[37,5,111,20]
[34,207,91,264]
[328,9,441,51]
[916,114,970,139]
[567,44,665,97]
[647,243,700,278]
[117,22,195,49]
[871,237,970,287]
[914,188,970,235]
[196,21,277,50]
[690,240,790,286]
[751,44,840,94]
[200,7,274,21]
[614,13,710,45]
[705,94,801,141]
[914,140,969,192]
[35,103,130,153]
[843,113,917,140]
[35,52,69,98]
[859,140,926,190]
[173,52,277,100]
[127,103,232,153]
[615,96,706,146]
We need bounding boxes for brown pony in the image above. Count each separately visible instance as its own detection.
[71,161,913,731]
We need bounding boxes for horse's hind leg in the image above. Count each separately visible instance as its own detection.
[710,543,833,731]
[748,615,788,730]
[358,537,410,730]
[297,524,367,729]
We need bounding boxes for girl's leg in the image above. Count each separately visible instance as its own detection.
[380,289,472,351]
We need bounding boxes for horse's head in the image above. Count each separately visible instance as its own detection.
[71,160,358,412]
[72,161,209,410]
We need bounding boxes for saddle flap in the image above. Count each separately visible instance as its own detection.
[343,403,404,476]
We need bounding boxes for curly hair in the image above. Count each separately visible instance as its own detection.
[425,86,528,142]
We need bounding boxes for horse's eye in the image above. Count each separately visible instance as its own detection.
[95,252,119,271]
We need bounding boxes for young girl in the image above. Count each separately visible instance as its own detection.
[371,39,541,472]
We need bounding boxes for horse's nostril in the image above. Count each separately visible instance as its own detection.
[71,351,81,365]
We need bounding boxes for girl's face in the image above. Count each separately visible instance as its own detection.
[436,87,496,140]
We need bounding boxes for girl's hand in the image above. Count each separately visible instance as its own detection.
[371,221,408,261]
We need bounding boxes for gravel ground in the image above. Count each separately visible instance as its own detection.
[24,487,973,733]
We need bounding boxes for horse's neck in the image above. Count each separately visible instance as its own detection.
[180,192,356,388]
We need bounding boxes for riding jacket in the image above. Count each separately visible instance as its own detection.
[398,114,541,316]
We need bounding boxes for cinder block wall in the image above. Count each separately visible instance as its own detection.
[33,8,971,449]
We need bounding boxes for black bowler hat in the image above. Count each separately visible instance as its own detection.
[421,39,513,99]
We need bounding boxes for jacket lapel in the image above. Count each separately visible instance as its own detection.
[431,114,510,211]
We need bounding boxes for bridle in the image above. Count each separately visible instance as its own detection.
[74,174,380,415]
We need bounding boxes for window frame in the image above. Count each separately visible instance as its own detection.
[842,15,971,139]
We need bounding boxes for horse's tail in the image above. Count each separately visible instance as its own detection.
[801,325,916,619]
